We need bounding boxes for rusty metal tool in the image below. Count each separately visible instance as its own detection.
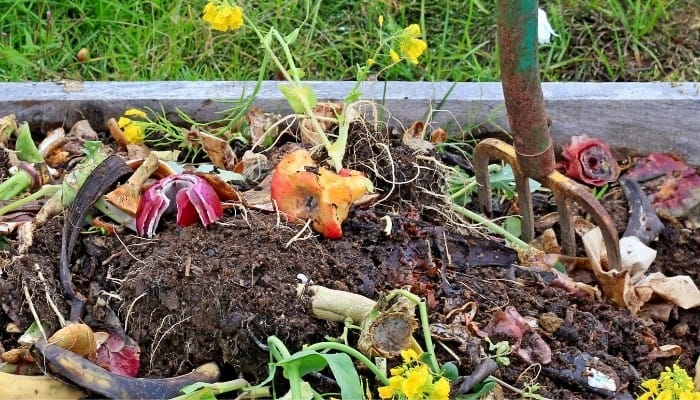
[474,0,622,269]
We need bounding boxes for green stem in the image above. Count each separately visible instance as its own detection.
[451,204,529,249]
[448,180,478,201]
[250,25,294,84]
[384,289,440,374]
[266,336,304,399]
[271,29,301,82]
[0,184,59,215]
[222,54,270,132]
[0,169,34,201]
[305,342,390,386]
[169,378,268,400]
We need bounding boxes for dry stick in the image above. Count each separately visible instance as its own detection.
[22,282,47,341]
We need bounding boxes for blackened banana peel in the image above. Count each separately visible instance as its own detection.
[33,339,220,399]
[620,176,664,245]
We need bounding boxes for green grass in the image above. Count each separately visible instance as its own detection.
[0,0,697,82]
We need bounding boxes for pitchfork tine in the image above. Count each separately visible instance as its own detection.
[473,0,622,270]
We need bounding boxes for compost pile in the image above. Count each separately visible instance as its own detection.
[0,107,698,400]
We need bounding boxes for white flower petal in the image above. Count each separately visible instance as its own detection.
[538,8,559,45]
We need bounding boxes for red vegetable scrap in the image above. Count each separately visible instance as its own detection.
[94,331,141,377]
[560,134,619,186]
[482,306,552,365]
[136,174,223,238]
[626,153,700,227]
[270,149,372,239]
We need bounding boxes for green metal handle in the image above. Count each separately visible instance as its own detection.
[497,0,554,178]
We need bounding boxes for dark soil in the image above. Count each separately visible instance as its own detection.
[1,127,698,399]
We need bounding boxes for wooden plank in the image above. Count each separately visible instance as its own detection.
[1,81,698,163]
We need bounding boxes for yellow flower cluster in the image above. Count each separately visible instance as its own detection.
[202,1,243,32]
[391,24,427,64]
[378,349,450,400]
[117,108,147,144]
[638,363,700,400]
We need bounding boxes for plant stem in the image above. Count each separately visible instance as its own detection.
[0,184,59,216]
[384,289,440,374]
[451,204,529,249]
[266,336,304,400]
[305,341,390,386]
[170,378,268,400]
[0,169,34,201]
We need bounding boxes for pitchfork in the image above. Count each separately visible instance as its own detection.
[473,0,622,269]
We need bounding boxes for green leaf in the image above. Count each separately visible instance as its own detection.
[276,349,328,378]
[279,84,317,114]
[503,215,522,239]
[275,350,364,400]
[319,353,363,399]
[18,322,44,345]
[284,28,300,44]
[441,361,459,381]
[490,164,542,200]
[15,122,44,163]
[456,379,496,400]
[261,30,273,47]
[176,382,217,400]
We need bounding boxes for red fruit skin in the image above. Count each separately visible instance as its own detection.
[270,149,368,239]
[560,135,619,186]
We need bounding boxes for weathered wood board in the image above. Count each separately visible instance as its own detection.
[1,81,698,163]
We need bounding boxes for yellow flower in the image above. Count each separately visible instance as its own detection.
[378,375,403,399]
[389,49,400,63]
[117,116,145,144]
[402,364,430,400]
[641,378,659,394]
[389,24,427,64]
[432,377,451,400]
[367,58,375,67]
[403,24,421,38]
[202,1,244,32]
[123,123,144,144]
[378,15,384,27]
[398,24,427,64]
[657,391,673,400]
[124,108,146,119]
[400,349,420,364]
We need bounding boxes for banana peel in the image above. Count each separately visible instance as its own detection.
[0,370,87,400]
[33,339,220,399]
